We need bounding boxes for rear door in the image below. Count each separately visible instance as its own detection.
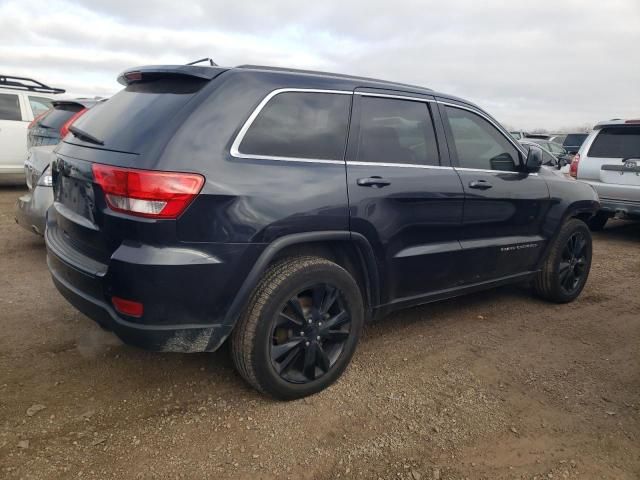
[346,89,465,305]
[0,92,28,172]
[578,126,640,203]
[439,101,550,283]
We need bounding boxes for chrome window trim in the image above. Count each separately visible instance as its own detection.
[455,167,520,175]
[354,91,434,103]
[230,88,353,164]
[347,161,452,170]
[437,100,528,157]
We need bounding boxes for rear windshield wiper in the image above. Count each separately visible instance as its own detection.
[69,125,104,146]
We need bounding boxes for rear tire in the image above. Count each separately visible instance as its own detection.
[231,256,364,400]
[534,218,592,303]
[587,211,610,231]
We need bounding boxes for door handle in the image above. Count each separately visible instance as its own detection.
[357,176,391,188]
[468,180,492,190]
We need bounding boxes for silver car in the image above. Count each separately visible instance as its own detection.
[570,119,640,230]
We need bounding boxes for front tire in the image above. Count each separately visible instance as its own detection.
[231,256,364,400]
[534,218,592,303]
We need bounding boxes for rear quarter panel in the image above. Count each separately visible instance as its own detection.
[158,70,354,244]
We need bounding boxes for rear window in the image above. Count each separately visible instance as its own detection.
[239,92,351,160]
[38,104,83,130]
[563,134,588,146]
[588,127,640,159]
[68,76,208,153]
[0,93,21,121]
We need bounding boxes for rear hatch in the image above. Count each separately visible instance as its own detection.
[580,125,640,202]
[28,103,77,148]
[50,65,226,264]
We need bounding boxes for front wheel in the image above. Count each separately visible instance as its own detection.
[231,256,364,400]
[534,218,593,303]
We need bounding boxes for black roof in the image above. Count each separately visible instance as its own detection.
[237,64,434,93]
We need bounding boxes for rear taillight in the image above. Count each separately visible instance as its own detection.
[59,107,88,138]
[28,109,51,129]
[92,164,205,219]
[569,154,580,178]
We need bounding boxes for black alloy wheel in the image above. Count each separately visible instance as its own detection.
[270,283,351,384]
[558,231,588,294]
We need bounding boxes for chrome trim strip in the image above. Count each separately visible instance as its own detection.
[347,161,453,170]
[455,167,521,175]
[455,167,538,176]
[230,88,353,164]
[436,100,528,156]
[354,91,433,103]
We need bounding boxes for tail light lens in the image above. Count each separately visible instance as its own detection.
[569,154,580,178]
[28,109,51,129]
[92,164,205,219]
[59,107,88,138]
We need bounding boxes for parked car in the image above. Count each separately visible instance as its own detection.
[14,145,56,235]
[524,138,572,166]
[562,133,589,154]
[46,64,599,399]
[525,133,551,140]
[28,98,103,149]
[519,139,569,175]
[16,98,104,236]
[510,130,528,140]
[549,134,567,145]
[570,119,640,230]
[0,75,64,183]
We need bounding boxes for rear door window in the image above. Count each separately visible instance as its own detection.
[355,96,439,166]
[588,127,640,158]
[238,91,351,160]
[0,93,22,121]
[445,106,520,171]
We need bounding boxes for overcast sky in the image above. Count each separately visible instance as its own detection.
[2,0,638,130]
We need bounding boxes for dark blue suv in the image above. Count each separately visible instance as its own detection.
[46,64,599,399]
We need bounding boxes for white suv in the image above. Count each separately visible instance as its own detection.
[570,119,640,230]
[0,75,65,183]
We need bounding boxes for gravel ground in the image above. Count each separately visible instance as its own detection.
[0,186,639,480]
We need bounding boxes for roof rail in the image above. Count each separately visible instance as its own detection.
[0,75,66,94]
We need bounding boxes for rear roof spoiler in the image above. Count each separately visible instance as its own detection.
[117,65,227,86]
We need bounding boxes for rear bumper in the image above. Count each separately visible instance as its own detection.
[599,197,640,219]
[45,220,259,352]
[15,186,53,236]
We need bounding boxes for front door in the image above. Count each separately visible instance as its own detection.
[438,101,550,283]
[346,90,465,306]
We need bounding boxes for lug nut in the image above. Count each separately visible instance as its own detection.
[305,341,310,347]
[318,322,322,326]
[307,319,312,324]
[299,331,304,336]
[316,336,321,341]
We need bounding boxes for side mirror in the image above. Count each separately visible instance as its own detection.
[524,145,543,172]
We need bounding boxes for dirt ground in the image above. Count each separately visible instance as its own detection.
[0,186,638,480]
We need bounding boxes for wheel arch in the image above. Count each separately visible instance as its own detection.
[223,231,379,329]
